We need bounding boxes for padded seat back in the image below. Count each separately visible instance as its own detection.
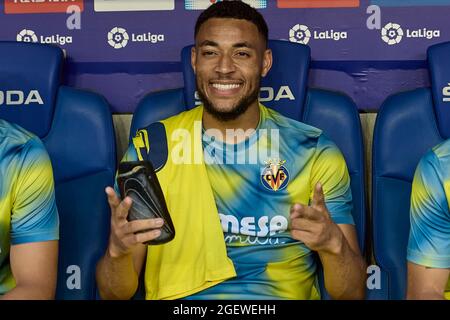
[371,41,450,299]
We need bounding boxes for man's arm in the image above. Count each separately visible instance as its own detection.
[407,150,450,300]
[318,222,366,299]
[96,187,163,300]
[407,262,449,300]
[1,241,58,300]
[3,136,59,300]
[290,183,366,300]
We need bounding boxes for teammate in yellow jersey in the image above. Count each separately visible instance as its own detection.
[0,119,59,299]
[96,0,366,300]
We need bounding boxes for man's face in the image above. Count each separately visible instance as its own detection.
[192,18,272,122]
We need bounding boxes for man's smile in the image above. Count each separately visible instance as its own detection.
[209,81,243,96]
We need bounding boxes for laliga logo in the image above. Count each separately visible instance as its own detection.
[289,24,347,45]
[16,28,72,46]
[16,29,38,43]
[381,23,403,45]
[289,24,311,45]
[108,27,129,49]
[381,22,440,46]
[108,26,165,49]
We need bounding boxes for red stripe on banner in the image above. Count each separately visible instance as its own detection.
[277,0,359,8]
[5,0,84,14]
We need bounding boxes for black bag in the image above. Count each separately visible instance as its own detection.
[117,161,175,245]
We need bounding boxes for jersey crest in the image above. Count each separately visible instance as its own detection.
[260,158,290,191]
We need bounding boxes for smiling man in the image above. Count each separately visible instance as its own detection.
[96,0,366,300]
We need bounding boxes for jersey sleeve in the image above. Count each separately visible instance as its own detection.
[407,150,450,268]
[10,137,59,245]
[310,135,354,225]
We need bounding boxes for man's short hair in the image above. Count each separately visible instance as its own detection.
[194,0,269,46]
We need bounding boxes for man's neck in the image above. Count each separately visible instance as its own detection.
[202,102,261,144]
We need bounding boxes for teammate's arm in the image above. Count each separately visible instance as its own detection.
[1,241,58,300]
[407,150,450,300]
[407,263,449,299]
[1,138,59,300]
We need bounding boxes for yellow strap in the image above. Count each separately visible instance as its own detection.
[132,129,150,161]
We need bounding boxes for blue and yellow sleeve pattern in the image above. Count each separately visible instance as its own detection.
[408,149,450,269]
[10,136,59,245]
[0,123,59,294]
[310,135,354,225]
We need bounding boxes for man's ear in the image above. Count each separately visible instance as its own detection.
[191,46,197,74]
[261,48,273,78]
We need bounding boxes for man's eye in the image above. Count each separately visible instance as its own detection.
[202,51,216,56]
[236,52,250,57]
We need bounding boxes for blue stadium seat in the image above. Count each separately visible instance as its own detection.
[0,42,116,300]
[370,41,450,300]
[130,40,366,299]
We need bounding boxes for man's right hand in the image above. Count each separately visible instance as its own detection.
[105,187,164,258]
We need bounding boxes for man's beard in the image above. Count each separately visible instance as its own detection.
[197,80,260,122]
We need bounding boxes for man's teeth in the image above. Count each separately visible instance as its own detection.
[212,83,241,90]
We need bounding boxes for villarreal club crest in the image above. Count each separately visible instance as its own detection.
[261,159,290,191]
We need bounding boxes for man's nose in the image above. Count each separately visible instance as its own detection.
[215,54,235,74]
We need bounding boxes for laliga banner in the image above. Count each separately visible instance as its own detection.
[0,0,450,112]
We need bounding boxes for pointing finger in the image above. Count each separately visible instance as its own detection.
[312,182,325,209]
